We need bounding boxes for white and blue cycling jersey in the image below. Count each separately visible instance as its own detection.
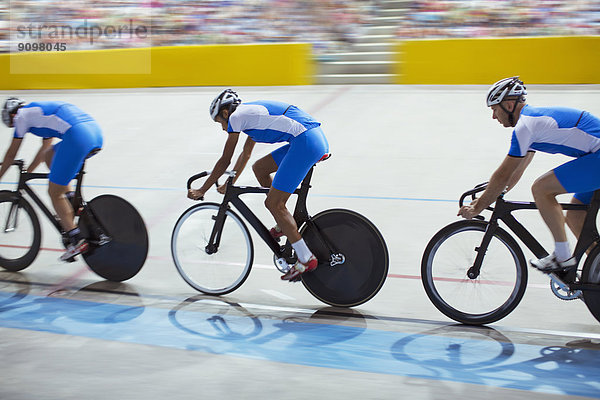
[13,101,95,140]
[12,101,103,186]
[226,100,328,193]
[226,101,321,143]
[508,105,600,204]
[508,105,600,158]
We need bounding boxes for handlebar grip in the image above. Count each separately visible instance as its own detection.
[187,172,209,190]
[186,170,236,201]
[459,193,469,208]
[0,159,25,168]
[459,182,489,207]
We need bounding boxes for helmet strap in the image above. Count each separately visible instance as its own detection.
[227,102,239,116]
[500,98,520,127]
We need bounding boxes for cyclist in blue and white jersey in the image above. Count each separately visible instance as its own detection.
[188,89,329,281]
[0,98,103,261]
[458,77,600,273]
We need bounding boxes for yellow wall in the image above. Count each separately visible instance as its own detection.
[4,37,598,88]
[0,43,314,89]
[395,36,600,84]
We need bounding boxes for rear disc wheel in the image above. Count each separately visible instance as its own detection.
[300,209,388,307]
[581,246,600,323]
[80,195,148,282]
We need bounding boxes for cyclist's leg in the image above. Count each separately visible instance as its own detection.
[267,127,328,280]
[48,141,78,233]
[252,146,286,187]
[268,127,328,242]
[49,122,102,259]
[44,144,81,205]
[531,171,569,243]
[43,142,55,168]
[253,146,288,238]
[43,142,76,232]
[566,193,591,240]
[266,185,318,281]
[265,187,298,241]
[533,152,600,268]
[555,151,600,238]
[270,127,328,195]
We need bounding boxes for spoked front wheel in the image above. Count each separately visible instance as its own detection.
[421,220,527,325]
[300,209,389,307]
[171,203,254,295]
[79,195,148,282]
[581,245,600,323]
[0,191,41,271]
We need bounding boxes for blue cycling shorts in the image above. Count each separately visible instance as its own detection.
[270,127,329,193]
[554,150,600,205]
[49,121,103,186]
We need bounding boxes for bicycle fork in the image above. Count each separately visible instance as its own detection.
[467,220,499,279]
[205,205,229,255]
[4,199,20,233]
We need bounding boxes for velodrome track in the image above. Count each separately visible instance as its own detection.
[1,85,599,399]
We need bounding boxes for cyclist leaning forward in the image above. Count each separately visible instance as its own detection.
[0,98,103,261]
[458,77,600,273]
[188,89,329,281]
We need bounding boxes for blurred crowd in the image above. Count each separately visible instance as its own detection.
[0,0,372,54]
[397,0,600,38]
[1,0,599,54]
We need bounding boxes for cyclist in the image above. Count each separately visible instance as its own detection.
[0,98,103,261]
[458,76,600,273]
[188,89,329,281]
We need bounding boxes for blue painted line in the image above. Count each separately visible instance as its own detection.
[0,291,598,397]
[0,182,456,202]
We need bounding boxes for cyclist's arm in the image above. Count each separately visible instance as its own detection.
[229,136,256,184]
[27,138,53,173]
[0,138,23,181]
[505,151,534,192]
[196,132,240,194]
[458,155,526,218]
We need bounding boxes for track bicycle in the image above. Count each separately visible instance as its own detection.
[0,158,148,281]
[171,159,389,307]
[421,182,600,325]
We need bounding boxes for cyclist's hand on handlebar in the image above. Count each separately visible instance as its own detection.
[217,184,227,194]
[188,188,205,201]
[458,205,479,220]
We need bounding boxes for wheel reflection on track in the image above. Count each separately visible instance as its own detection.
[0,287,598,397]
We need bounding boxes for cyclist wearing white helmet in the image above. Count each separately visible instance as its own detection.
[0,97,103,262]
[189,89,329,281]
[459,76,600,273]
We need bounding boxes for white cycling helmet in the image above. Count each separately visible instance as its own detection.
[209,89,241,121]
[2,97,25,127]
[486,76,527,107]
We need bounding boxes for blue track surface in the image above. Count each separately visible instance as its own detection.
[1,291,599,397]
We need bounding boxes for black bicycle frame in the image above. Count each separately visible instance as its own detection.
[203,166,333,260]
[9,159,87,236]
[467,187,600,291]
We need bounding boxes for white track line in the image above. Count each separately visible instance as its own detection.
[260,289,296,301]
